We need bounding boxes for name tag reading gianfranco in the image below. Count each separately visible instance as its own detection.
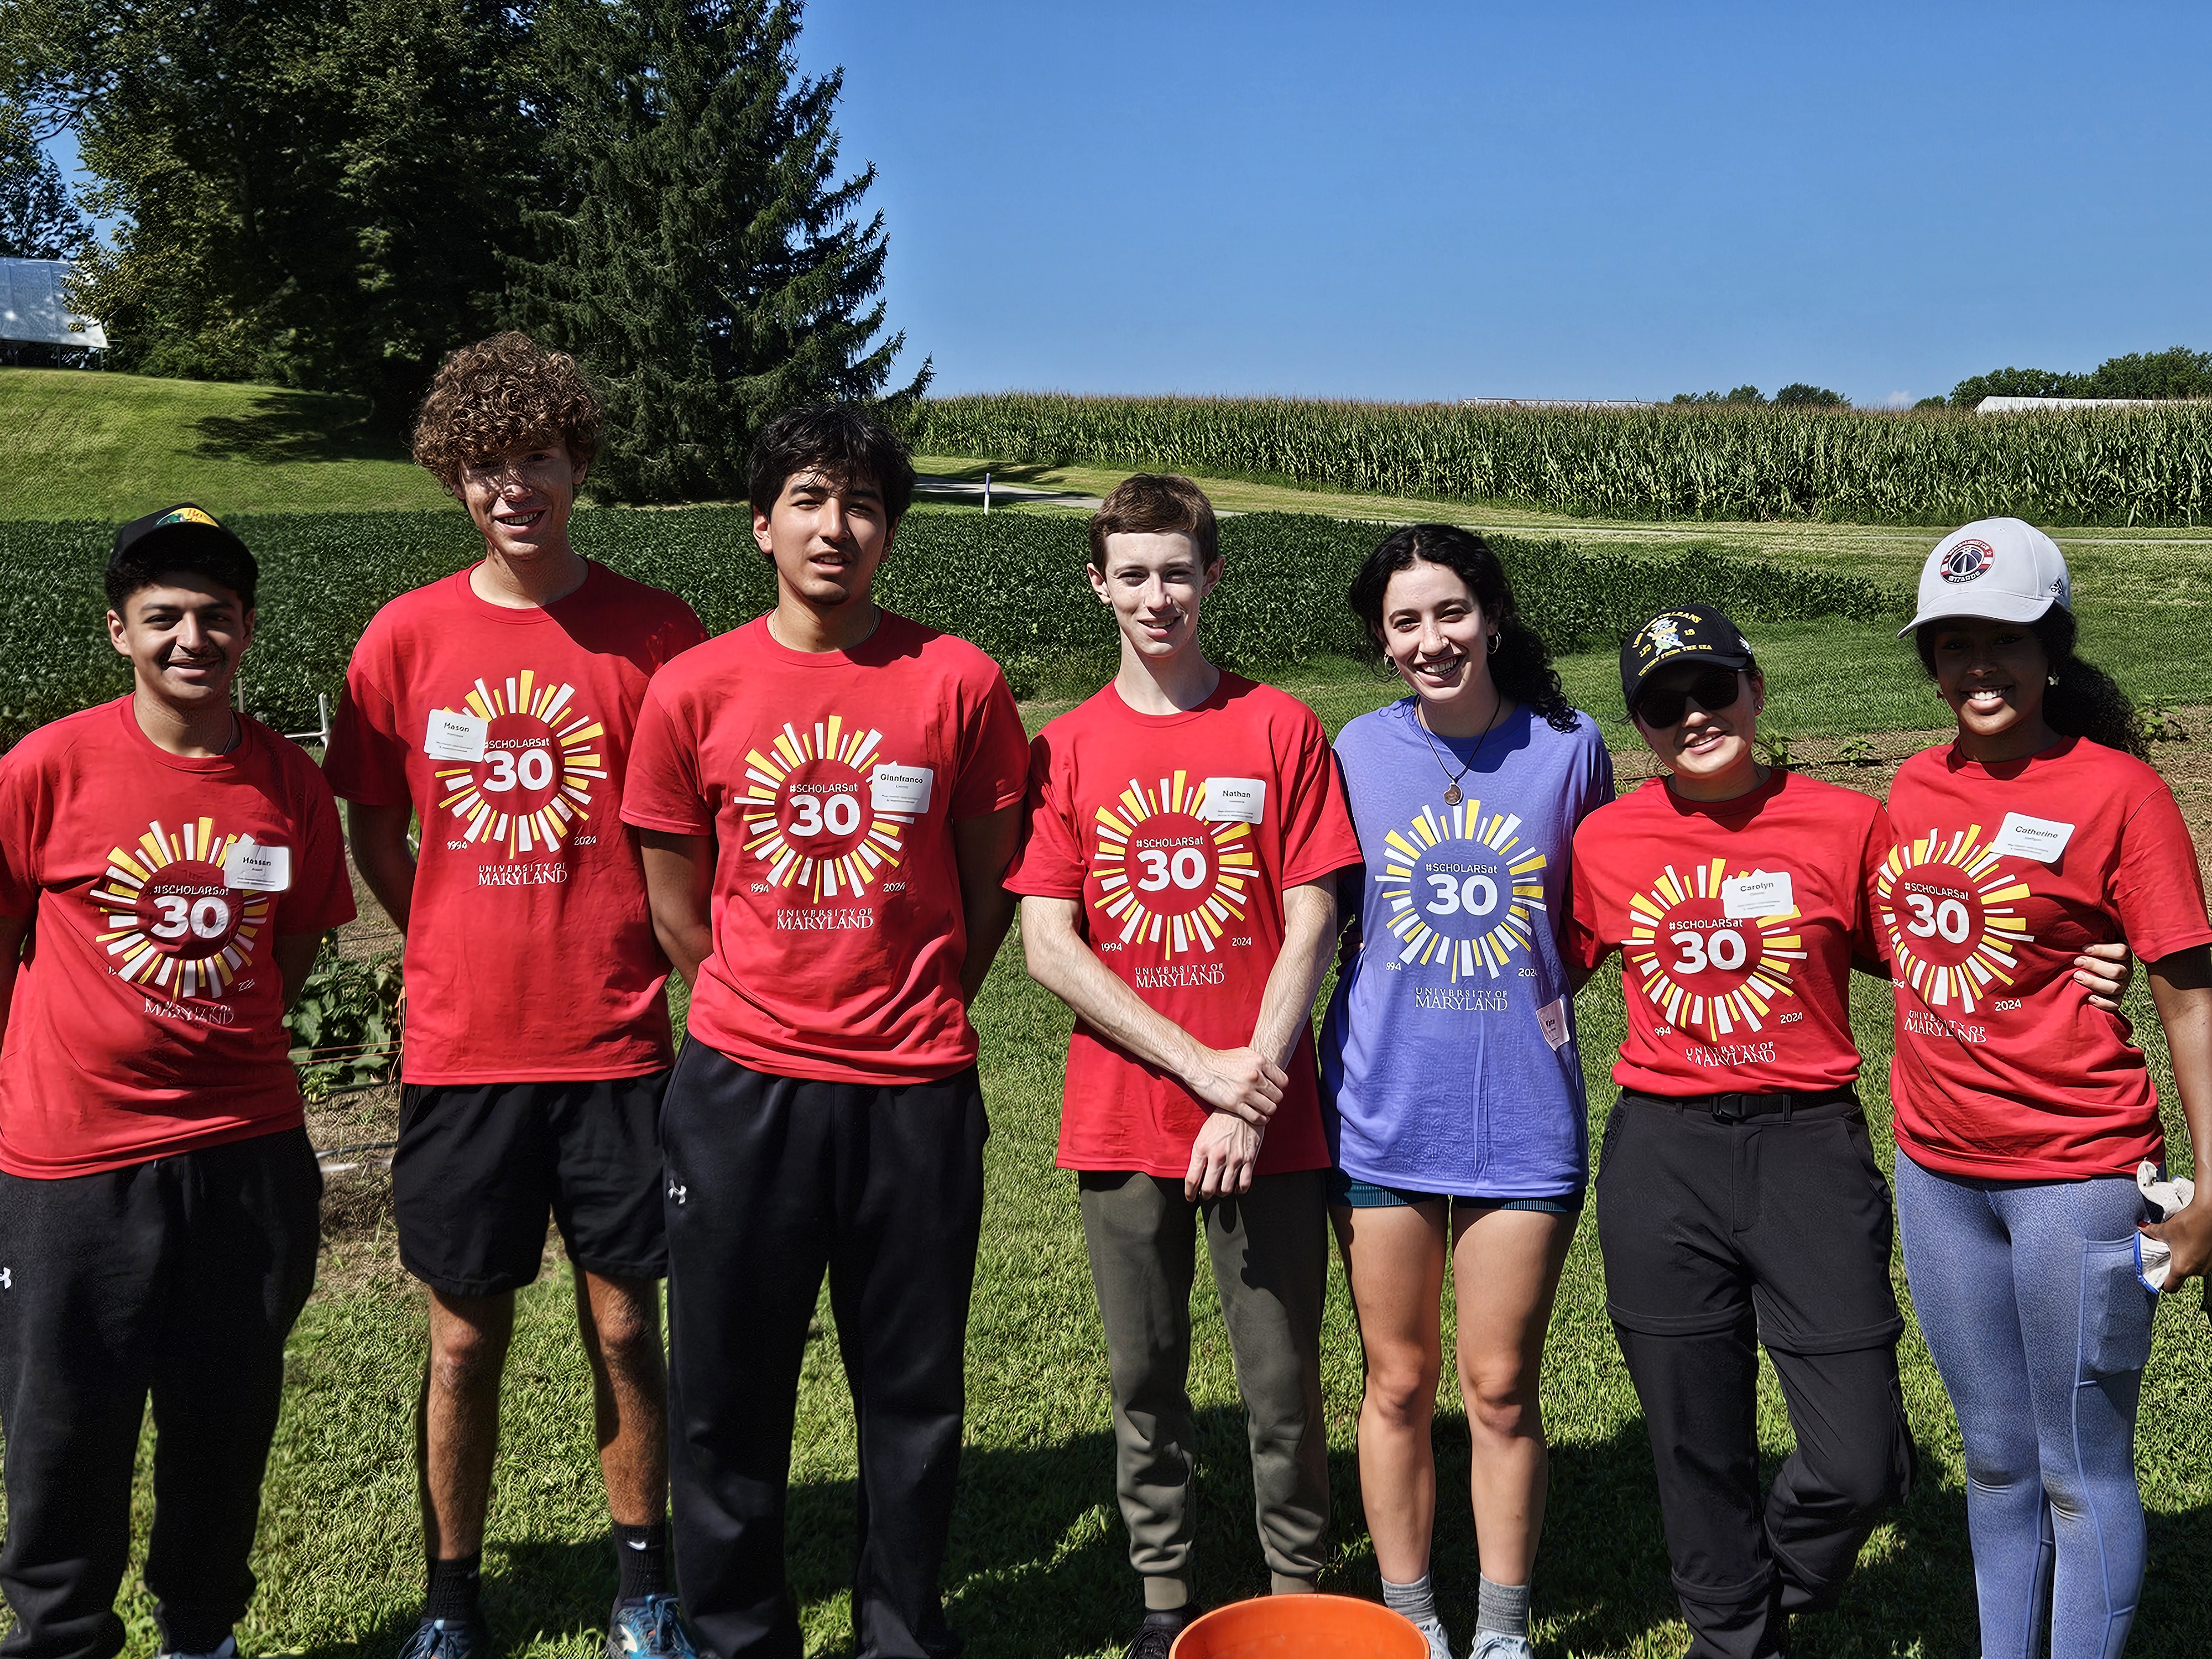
[1198,777,1266,824]
[869,764,935,815]
[1994,811,2075,864]
[223,837,293,893]
[424,708,489,763]
[1721,870,1795,919]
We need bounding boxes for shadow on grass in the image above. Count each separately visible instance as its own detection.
[191,392,401,465]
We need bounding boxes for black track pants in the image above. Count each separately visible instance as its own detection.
[0,1129,321,1659]
[1595,1094,1914,1659]
[659,1042,988,1659]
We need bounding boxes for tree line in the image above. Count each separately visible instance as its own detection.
[1,0,926,501]
[1939,347,2212,408]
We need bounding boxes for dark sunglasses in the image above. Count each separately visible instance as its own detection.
[1635,666,1744,726]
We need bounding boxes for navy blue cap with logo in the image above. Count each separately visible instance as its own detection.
[108,503,257,578]
[1619,603,1756,716]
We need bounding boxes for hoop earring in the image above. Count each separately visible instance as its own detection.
[1486,634,1500,655]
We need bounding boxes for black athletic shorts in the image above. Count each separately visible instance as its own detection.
[394,1071,671,1296]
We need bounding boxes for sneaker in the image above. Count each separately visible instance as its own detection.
[1469,1635,1532,1659]
[399,1616,492,1659]
[157,1640,238,1659]
[608,1593,699,1659]
[1124,1605,1204,1659]
[1412,1615,1453,1659]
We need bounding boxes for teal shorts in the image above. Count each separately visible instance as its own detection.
[1327,1169,1584,1215]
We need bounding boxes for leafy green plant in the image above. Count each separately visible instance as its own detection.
[1836,734,1879,766]
[2138,703,2188,743]
[1755,723,1794,769]
[286,932,402,1101]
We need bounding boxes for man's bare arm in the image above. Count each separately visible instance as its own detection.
[952,806,1021,1005]
[1020,894,1285,1123]
[346,801,417,935]
[1249,880,1339,1068]
[639,830,716,990]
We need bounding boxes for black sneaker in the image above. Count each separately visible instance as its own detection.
[1125,1605,1203,1659]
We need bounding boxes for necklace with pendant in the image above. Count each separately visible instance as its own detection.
[1416,688,1503,807]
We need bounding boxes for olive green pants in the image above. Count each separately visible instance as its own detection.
[1077,1168,1331,1606]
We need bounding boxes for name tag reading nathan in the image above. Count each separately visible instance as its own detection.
[424,708,489,763]
[223,838,292,893]
[1198,777,1266,824]
[869,764,935,815]
[1994,811,2075,864]
[1721,870,1795,919]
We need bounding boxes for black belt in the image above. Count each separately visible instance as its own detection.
[1621,1087,1858,1124]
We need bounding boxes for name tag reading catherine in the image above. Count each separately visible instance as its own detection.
[1721,870,1795,919]
[1535,997,1572,1052]
[869,764,935,815]
[223,838,292,893]
[1994,811,2075,863]
[1198,777,1266,824]
[424,708,489,763]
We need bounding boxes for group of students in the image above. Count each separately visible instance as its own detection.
[0,329,2203,1659]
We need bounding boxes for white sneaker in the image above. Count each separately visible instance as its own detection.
[1470,1634,1532,1659]
[1413,1615,1454,1659]
[158,1640,237,1659]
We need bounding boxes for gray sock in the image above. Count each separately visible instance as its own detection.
[1381,1571,1438,1626]
[1476,1576,1530,1638]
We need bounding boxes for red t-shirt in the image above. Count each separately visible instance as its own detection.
[1567,770,1889,1097]
[323,562,706,1083]
[1003,675,1363,1178]
[620,612,1030,1084]
[1883,737,2212,1180]
[0,700,355,1177]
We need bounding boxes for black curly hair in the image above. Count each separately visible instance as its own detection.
[1348,523,1580,732]
[1912,607,2144,760]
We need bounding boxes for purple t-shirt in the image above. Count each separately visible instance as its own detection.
[1321,697,1614,1197]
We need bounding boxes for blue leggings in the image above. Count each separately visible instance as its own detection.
[1895,1154,2155,1659]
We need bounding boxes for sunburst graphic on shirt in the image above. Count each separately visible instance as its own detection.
[1876,827,2034,1013]
[1376,798,1547,982]
[432,670,608,858]
[91,816,272,1002]
[743,716,907,901]
[1627,860,1804,1039]
[1091,771,1255,958]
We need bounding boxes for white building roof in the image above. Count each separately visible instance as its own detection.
[1975,395,2208,413]
[0,257,107,349]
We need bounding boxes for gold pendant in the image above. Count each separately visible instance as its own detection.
[1443,784,1463,806]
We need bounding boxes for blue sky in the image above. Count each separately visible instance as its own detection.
[46,1,2212,406]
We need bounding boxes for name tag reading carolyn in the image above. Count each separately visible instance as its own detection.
[424,708,489,763]
[1198,777,1266,824]
[869,764,935,815]
[1721,870,1796,919]
[223,838,292,893]
[1994,811,2075,864]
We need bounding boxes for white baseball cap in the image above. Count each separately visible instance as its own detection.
[1899,517,2072,638]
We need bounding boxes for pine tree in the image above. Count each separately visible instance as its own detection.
[0,99,90,261]
[508,0,927,503]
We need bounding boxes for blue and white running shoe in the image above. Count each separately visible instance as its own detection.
[399,1616,492,1659]
[607,1593,699,1659]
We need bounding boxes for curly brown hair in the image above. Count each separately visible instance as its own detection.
[411,332,604,492]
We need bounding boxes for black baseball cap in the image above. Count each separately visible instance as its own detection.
[109,503,255,575]
[1619,603,1756,716]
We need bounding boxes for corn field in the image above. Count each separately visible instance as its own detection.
[911,395,2212,526]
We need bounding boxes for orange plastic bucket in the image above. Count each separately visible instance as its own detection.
[1170,1595,1427,1659]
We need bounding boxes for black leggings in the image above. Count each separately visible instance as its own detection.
[1595,1094,1914,1659]
[0,1129,321,1659]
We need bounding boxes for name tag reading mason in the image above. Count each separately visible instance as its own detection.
[1721,870,1795,919]
[869,764,935,815]
[424,708,489,763]
[223,838,292,893]
[1198,777,1266,825]
[1994,811,2075,864]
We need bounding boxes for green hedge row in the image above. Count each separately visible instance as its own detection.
[0,509,1887,747]
[912,393,2212,526]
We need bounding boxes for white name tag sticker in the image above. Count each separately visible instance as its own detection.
[1995,811,2075,864]
[869,764,935,815]
[1722,870,1796,919]
[1536,996,1572,1052]
[1198,777,1266,824]
[223,838,291,893]
[424,708,489,763]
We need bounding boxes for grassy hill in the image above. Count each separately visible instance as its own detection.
[0,368,446,518]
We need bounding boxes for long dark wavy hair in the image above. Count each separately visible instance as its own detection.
[1348,524,1580,732]
[1912,607,2145,759]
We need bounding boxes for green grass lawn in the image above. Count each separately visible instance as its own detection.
[0,369,445,518]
